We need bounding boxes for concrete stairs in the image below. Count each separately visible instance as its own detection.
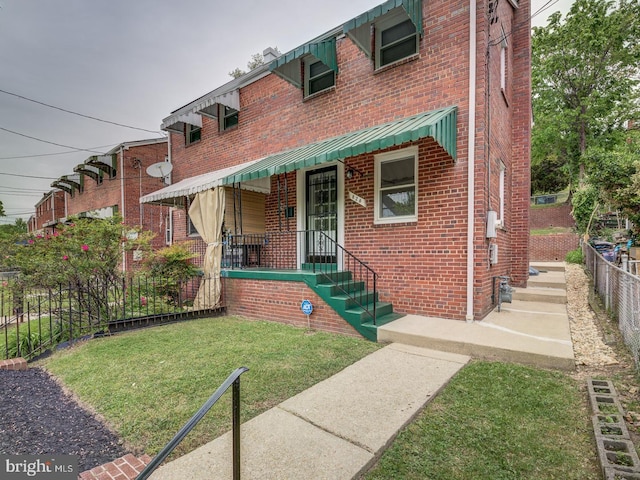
[378,262,575,370]
[306,271,402,342]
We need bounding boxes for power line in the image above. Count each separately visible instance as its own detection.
[0,126,108,154]
[0,143,120,160]
[0,172,59,180]
[0,88,165,135]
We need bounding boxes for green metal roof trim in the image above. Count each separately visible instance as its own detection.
[270,38,338,88]
[223,106,456,185]
[343,0,423,35]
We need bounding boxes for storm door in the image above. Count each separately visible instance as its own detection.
[305,166,337,263]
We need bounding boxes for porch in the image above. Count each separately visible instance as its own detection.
[220,230,403,341]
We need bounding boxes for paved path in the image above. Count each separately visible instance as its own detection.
[150,344,469,480]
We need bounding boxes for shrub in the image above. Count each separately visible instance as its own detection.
[566,248,583,264]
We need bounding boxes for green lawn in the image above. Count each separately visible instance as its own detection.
[42,320,602,478]
[41,316,380,458]
[364,361,600,480]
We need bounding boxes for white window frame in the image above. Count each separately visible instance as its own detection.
[500,26,508,93]
[498,161,506,228]
[375,9,419,70]
[304,58,335,98]
[374,146,419,224]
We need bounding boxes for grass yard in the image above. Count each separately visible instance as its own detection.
[364,361,600,480]
[41,316,381,458]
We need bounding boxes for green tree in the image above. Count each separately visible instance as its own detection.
[531,0,640,192]
[229,50,280,79]
[0,200,5,217]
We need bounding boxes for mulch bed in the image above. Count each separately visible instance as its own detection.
[0,368,126,472]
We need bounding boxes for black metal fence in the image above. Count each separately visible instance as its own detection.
[1,274,224,361]
[223,230,379,323]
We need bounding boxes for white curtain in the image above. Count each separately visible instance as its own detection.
[188,187,225,308]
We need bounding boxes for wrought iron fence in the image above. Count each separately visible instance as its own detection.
[1,274,224,361]
[583,243,640,368]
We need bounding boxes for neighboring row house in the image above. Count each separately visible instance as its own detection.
[30,138,169,270]
[141,0,531,340]
[28,189,65,234]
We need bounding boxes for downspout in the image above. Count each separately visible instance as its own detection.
[466,0,477,322]
[120,145,126,273]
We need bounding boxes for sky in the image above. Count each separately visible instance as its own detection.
[0,0,575,224]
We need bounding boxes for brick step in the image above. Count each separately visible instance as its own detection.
[79,453,152,480]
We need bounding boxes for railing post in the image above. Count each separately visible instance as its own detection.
[233,376,241,480]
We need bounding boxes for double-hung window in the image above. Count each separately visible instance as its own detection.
[305,59,335,97]
[376,13,419,69]
[219,104,239,131]
[374,147,418,223]
[185,123,201,145]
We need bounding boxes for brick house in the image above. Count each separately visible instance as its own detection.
[142,0,531,339]
[46,138,169,270]
[28,189,66,234]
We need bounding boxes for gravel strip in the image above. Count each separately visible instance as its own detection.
[565,263,619,366]
[0,368,126,472]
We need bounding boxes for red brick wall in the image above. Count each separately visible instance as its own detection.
[530,203,575,229]
[169,0,531,321]
[224,278,360,337]
[529,233,579,262]
[62,141,170,261]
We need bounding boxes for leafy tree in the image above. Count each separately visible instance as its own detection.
[0,218,27,243]
[0,200,5,217]
[229,49,280,78]
[531,0,640,192]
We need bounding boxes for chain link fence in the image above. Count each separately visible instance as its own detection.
[584,243,640,368]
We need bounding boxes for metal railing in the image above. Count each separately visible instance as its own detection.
[136,367,249,480]
[583,243,640,368]
[1,274,224,361]
[223,230,379,323]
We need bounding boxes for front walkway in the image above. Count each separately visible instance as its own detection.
[149,344,470,480]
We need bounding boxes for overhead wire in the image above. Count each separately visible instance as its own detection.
[0,126,111,154]
[0,88,166,136]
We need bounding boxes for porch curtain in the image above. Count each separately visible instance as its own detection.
[188,187,225,309]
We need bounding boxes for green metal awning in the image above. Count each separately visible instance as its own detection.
[223,106,456,185]
[270,37,338,89]
[343,0,423,58]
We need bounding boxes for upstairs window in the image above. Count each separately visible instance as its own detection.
[185,123,201,145]
[305,59,335,97]
[377,18,418,68]
[219,104,239,131]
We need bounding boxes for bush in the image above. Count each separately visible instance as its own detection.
[566,248,583,264]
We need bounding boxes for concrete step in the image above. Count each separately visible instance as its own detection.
[528,270,566,289]
[531,262,566,273]
[513,286,567,304]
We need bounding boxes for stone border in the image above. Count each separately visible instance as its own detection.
[588,378,640,478]
[0,357,27,371]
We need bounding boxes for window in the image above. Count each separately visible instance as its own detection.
[219,104,239,131]
[185,123,201,145]
[374,147,418,223]
[305,59,335,97]
[376,15,418,69]
[165,211,173,245]
[498,162,506,227]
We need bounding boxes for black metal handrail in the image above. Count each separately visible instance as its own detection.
[136,366,249,480]
[314,231,378,324]
[222,230,379,324]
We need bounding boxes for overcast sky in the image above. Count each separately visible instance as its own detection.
[0,0,574,224]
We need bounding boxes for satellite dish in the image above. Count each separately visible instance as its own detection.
[146,162,173,178]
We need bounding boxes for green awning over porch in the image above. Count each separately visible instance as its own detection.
[223,106,457,185]
[343,0,423,34]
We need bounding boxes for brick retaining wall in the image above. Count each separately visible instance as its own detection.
[530,232,580,262]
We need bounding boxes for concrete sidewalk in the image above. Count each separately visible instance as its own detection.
[150,344,469,480]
